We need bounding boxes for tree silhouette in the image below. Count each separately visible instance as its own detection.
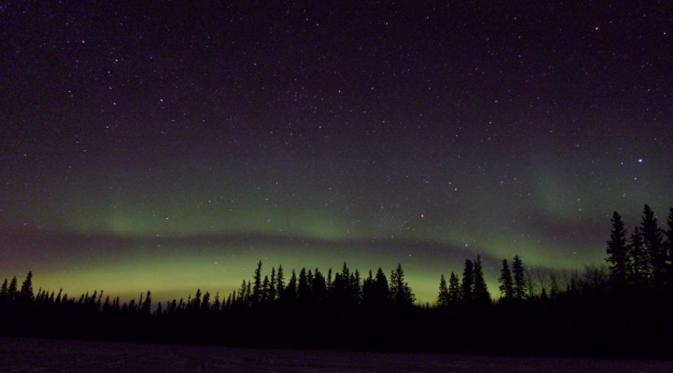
[448,272,461,305]
[512,255,526,300]
[262,275,270,303]
[276,265,285,299]
[472,256,491,305]
[8,276,17,301]
[641,205,664,283]
[283,270,297,303]
[628,227,650,286]
[499,259,514,300]
[312,269,327,303]
[201,291,211,311]
[437,274,450,307]
[212,293,221,312]
[238,280,248,305]
[269,267,277,301]
[141,291,152,314]
[365,268,389,307]
[0,279,8,303]
[19,271,33,302]
[606,211,628,288]
[297,268,309,303]
[192,289,202,311]
[252,261,263,304]
[351,269,362,303]
[390,264,414,306]
[461,259,474,304]
[665,208,673,284]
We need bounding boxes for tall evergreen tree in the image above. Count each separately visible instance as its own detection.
[438,274,450,307]
[628,227,650,286]
[192,289,202,311]
[19,271,33,302]
[262,275,270,303]
[312,269,327,302]
[512,255,526,300]
[473,256,491,305]
[276,265,285,298]
[499,259,514,300]
[252,260,263,304]
[390,264,414,306]
[641,205,664,283]
[269,267,277,301]
[238,280,248,304]
[606,211,629,287]
[297,268,309,303]
[362,270,375,305]
[664,208,673,283]
[0,279,7,303]
[212,293,221,312]
[141,291,152,314]
[371,268,390,306]
[201,291,210,311]
[351,270,362,303]
[7,277,17,300]
[461,259,474,303]
[448,272,461,304]
[283,269,297,303]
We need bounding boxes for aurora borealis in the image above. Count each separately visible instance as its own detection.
[1,2,672,302]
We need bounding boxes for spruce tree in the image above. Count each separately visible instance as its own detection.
[390,264,414,306]
[212,293,221,312]
[641,205,664,283]
[284,270,297,303]
[473,256,491,305]
[461,259,474,304]
[262,275,270,303]
[312,269,327,302]
[351,270,361,303]
[269,267,277,301]
[201,291,210,311]
[665,208,673,283]
[252,260,263,304]
[628,227,650,286]
[499,259,514,300]
[192,289,202,311]
[142,291,152,314]
[8,277,17,301]
[297,268,309,303]
[373,268,390,306]
[438,274,450,307]
[276,265,285,298]
[0,279,7,303]
[19,271,33,302]
[606,211,628,287]
[362,270,375,306]
[512,255,526,300]
[238,280,248,304]
[448,272,461,304]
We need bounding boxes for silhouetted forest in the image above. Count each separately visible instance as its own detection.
[2,204,673,357]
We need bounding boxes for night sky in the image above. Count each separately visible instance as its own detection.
[1,2,672,302]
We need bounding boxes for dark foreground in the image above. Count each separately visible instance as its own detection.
[1,337,672,372]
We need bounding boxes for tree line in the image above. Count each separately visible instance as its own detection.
[605,205,673,290]
[1,204,673,356]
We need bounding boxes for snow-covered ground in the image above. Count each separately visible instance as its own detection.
[1,337,672,372]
